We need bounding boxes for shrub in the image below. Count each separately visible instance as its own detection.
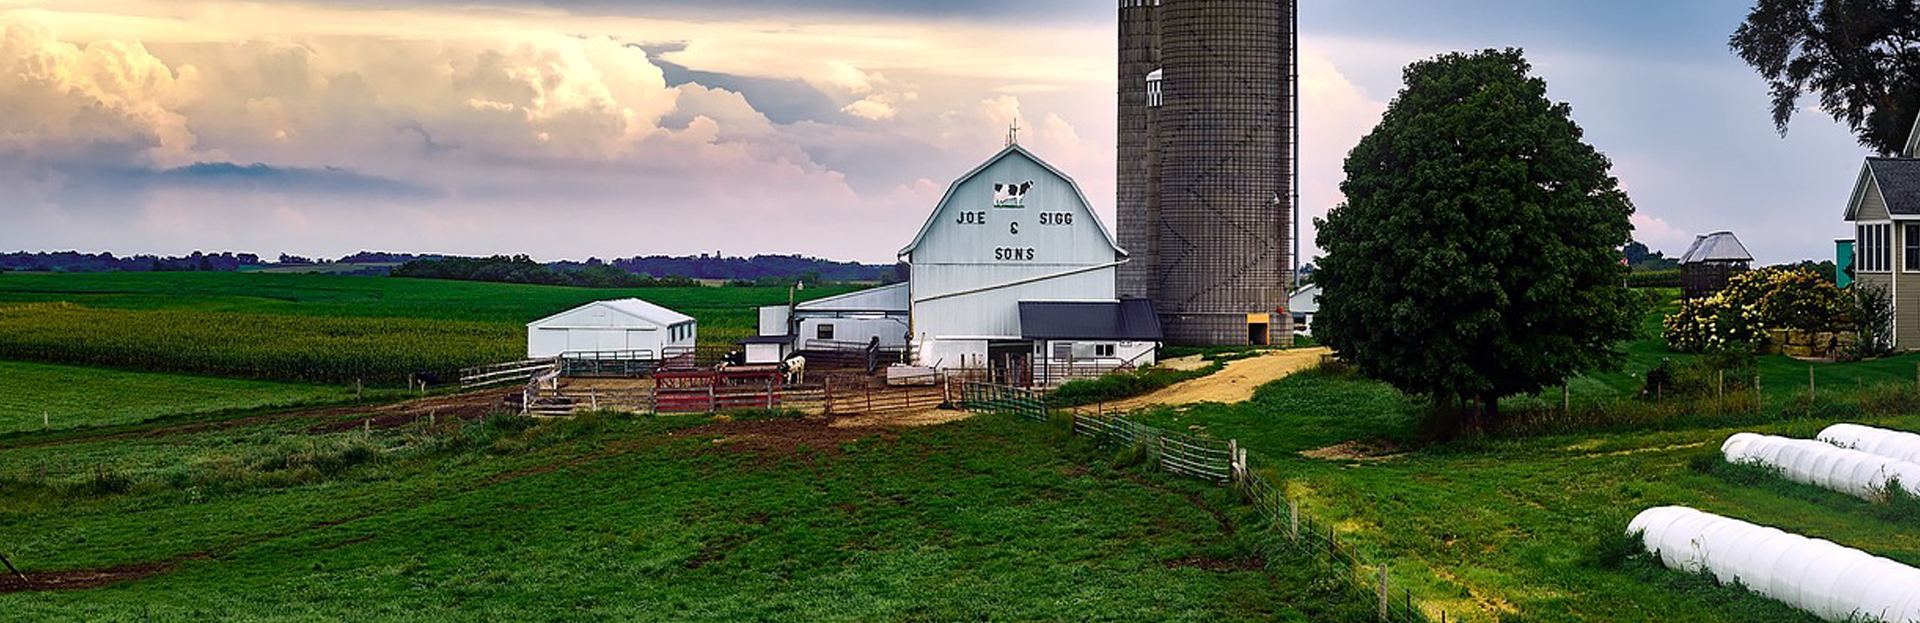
[1663,268,1853,353]
[1854,281,1895,358]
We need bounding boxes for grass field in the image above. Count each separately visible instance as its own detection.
[0,361,359,435]
[1522,288,1920,409]
[0,409,1376,621]
[1136,366,1920,621]
[0,272,861,385]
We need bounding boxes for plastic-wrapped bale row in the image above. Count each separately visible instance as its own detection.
[1821,423,1920,464]
[1722,433,1920,500]
[1630,506,1920,622]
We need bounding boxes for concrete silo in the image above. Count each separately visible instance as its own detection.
[1117,0,1298,346]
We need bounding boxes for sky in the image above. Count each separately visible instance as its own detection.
[0,0,1872,265]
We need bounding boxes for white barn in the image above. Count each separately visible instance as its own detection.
[900,144,1157,370]
[526,298,697,359]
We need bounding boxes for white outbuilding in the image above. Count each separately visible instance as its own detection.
[526,298,697,359]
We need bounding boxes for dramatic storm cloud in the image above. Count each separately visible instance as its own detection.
[0,0,1871,263]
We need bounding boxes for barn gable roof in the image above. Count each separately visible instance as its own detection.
[896,143,1123,258]
[527,298,694,328]
[795,282,909,313]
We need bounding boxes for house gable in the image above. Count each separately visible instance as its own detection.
[898,144,1123,264]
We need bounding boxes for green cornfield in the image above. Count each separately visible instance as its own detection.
[0,303,519,385]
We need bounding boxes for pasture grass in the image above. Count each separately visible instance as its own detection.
[1137,366,1920,622]
[0,361,360,434]
[0,410,1377,621]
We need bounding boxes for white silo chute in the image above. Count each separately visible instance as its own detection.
[1821,423,1920,464]
[1629,506,1920,622]
[1721,433,1920,500]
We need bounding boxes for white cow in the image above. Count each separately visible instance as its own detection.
[782,355,807,385]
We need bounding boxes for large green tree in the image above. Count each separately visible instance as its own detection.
[1732,0,1920,155]
[1314,49,1639,429]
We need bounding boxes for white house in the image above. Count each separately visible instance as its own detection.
[900,143,1158,371]
[526,298,697,359]
[1288,284,1320,335]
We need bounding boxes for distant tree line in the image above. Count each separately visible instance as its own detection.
[610,254,891,282]
[1622,241,1680,272]
[1,249,896,284]
[0,251,262,273]
[392,255,701,288]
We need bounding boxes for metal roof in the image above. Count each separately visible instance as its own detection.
[897,143,1124,258]
[1679,232,1753,264]
[526,298,694,328]
[1018,299,1163,341]
[795,282,909,313]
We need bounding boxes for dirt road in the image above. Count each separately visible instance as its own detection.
[1099,347,1331,411]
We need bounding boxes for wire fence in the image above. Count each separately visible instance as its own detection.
[958,385,1442,623]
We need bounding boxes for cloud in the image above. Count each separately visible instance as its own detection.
[0,2,1117,262]
[153,162,440,198]
[0,18,200,166]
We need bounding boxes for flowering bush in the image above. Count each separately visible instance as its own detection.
[1662,268,1853,353]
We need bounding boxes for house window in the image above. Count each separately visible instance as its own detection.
[1906,224,1920,271]
[817,323,834,341]
[1095,344,1117,358]
[1052,342,1073,360]
[1860,223,1893,273]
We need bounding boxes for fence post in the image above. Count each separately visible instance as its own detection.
[1377,565,1389,621]
[1809,364,1816,401]
[1289,498,1299,541]
[591,388,599,411]
[1562,385,1570,415]
[1753,373,1762,413]
[1228,440,1239,483]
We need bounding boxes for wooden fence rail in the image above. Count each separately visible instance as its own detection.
[461,358,559,389]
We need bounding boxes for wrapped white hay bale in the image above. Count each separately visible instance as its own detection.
[1820,423,1920,464]
[1721,433,1920,500]
[1629,506,1920,622]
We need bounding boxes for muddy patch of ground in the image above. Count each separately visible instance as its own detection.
[827,408,975,429]
[0,556,205,593]
[309,391,505,433]
[1300,440,1404,462]
[675,416,898,457]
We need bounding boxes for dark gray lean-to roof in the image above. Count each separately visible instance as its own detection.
[1018,300,1165,341]
[1678,231,1753,264]
[1867,157,1920,216]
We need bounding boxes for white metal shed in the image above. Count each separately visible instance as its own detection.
[526,298,697,359]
